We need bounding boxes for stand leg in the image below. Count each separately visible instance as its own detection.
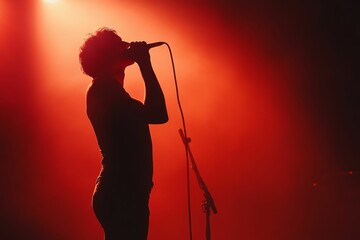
[206,208,210,240]
[202,200,211,240]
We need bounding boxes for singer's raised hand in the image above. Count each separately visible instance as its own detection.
[127,41,150,64]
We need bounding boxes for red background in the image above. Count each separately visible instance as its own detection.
[1,1,359,239]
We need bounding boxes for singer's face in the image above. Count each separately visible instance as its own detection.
[117,40,135,67]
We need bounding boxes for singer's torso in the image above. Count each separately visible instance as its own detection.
[86,78,153,194]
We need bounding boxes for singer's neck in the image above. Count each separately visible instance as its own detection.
[94,71,125,86]
[109,62,126,86]
[115,71,125,86]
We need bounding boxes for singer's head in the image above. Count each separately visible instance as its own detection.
[79,27,134,79]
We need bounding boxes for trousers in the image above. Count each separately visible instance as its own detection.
[92,173,150,240]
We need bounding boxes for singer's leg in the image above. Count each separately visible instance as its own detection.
[93,189,150,240]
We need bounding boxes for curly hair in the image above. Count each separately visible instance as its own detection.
[79,27,124,78]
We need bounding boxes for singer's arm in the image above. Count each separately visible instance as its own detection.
[139,60,168,124]
[128,41,168,124]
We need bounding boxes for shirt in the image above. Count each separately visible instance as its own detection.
[86,78,153,193]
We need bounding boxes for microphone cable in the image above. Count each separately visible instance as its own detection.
[163,42,193,240]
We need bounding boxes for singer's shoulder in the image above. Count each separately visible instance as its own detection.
[87,79,130,104]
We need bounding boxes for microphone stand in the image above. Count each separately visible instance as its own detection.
[179,129,218,240]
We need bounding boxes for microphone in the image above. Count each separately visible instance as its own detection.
[146,42,165,49]
[124,42,165,60]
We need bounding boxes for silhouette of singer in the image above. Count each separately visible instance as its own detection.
[79,28,168,240]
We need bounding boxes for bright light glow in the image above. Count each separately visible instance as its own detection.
[42,0,59,4]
